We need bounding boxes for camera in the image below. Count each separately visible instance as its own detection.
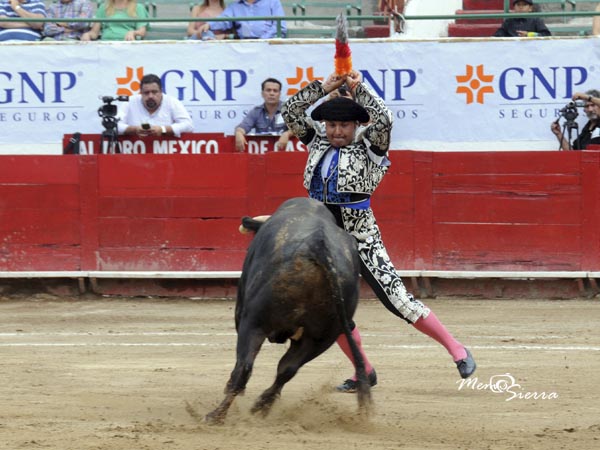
[98,95,129,153]
[98,95,129,129]
[558,100,583,122]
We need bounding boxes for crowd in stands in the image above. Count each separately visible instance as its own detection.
[2,0,600,41]
[0,0,288,41]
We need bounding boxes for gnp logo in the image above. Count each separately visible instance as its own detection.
[286,67,323,95]
[0,71,77,104]
[115,67,144,96]
[284,66,418,101]
[456,63,588,104]
[456,65,494,104]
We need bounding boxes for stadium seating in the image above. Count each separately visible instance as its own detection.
[139,0,364,40]
[362,0,404,38]
[448,0,600,38]
[286,1,363,38]
[447,1,503,38]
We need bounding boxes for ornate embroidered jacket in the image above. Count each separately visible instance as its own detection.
[282,80,392,204]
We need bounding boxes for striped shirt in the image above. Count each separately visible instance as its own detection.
[0,0,47,41]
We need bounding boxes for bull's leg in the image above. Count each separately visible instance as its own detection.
[250,337,334,417]
[205,327,265,424]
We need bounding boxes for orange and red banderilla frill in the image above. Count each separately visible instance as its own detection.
[334,13,352,76]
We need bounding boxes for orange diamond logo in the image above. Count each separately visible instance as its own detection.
[456,65,495,104]
[286,67,324,96]
[116,67,145,97]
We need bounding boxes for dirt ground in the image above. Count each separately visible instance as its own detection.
[0,295,598,450]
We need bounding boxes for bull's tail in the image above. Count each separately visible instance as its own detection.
[324,258,372,412]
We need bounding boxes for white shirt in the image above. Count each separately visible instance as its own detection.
[117,94,193,137]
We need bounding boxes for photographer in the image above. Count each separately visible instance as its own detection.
[117,74,193,138]
[551,90,600,151]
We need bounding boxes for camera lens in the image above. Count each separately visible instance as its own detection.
[102,105,117,116]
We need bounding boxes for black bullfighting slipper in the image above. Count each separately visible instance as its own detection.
[455,347,477,379]
[335,369,377,393]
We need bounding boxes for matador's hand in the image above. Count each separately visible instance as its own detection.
[322,73,346,94]
[346,70,362,91]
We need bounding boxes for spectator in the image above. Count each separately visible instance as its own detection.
[592,3,600,35]
[551,90,600,150]
[187,0,231,40]
[0,0,46,41]
[235,77,292,151]
[494,0,551,37]
[43,0,94,41]
[80,0,148,41]
[117,73,194,137]
[378,0,404,33]
[197,0,287,39]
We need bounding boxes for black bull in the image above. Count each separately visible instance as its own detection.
[205,197,372,424]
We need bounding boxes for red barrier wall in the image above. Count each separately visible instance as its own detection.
[1,151,600,273]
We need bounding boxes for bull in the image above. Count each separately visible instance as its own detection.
[205,197,371,424]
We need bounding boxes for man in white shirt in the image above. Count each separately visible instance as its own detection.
[117,74,193,137]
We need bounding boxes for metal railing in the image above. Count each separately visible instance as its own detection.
[0,15,389,39]
[401,11,600,22]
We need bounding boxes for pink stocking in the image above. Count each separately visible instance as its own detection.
[412,311,467,361]
[336,326,374,380]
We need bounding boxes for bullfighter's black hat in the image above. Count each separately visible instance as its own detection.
[311,97,370,123]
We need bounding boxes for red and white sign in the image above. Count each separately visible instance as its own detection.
[62,133,307,155]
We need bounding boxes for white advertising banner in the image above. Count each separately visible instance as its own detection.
[1,38,599,154]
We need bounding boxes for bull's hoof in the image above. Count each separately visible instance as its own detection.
[250,403,271,418]
[204,409,225,425]
[335,369,378,393]
[250,393,278,417]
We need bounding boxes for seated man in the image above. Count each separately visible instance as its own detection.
[43,0,94,41]
[0,0,46,41]
[235,77,292,151]
[117,74,194,138]
[196,0,287,39]
[494,0,550,37]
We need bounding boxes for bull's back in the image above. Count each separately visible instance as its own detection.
[239,198,360,339]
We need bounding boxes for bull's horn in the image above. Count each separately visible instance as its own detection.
[238,215,271,234]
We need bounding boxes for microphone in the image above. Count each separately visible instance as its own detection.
[64,132,81,154]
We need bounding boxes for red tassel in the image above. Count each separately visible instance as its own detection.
[335,41,352,75]
[334,14,353,76]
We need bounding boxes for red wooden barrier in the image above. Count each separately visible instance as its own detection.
[1,151,599,273]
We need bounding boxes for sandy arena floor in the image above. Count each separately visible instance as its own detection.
[0,295,598,450]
